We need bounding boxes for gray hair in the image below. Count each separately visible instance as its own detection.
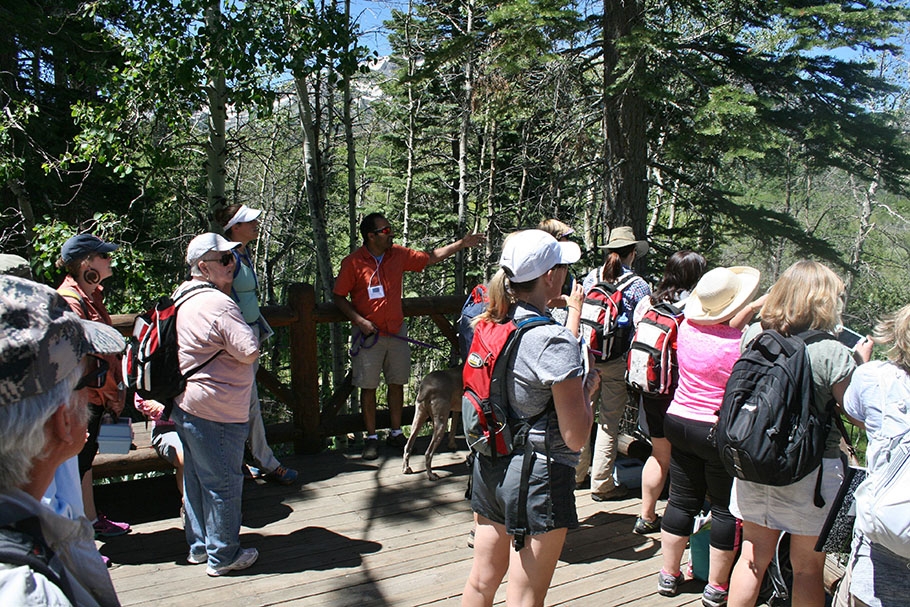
[0,364,85,491]
[190,260,205,278]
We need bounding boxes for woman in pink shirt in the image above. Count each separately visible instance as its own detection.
[171,233,261,578]
[657,266,762,607]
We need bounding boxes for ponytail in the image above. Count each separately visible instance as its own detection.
[475,270,512,325]
[601,244,636,283]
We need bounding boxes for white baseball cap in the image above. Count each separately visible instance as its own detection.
[499,229,581,283]
[186,233,241,266]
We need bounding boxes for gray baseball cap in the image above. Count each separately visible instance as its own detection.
[0,276,126,406]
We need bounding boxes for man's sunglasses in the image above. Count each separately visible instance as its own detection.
[372,226,393,236]
[205,253,235,267]
[75,355,110,391]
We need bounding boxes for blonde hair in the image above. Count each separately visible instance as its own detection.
[761,260,844,335]
[537,219,573,240]
[474,270,512,325]
[872,303,910,375]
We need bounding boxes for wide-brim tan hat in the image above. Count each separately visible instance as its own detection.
[598,226,649,257]
[685,266,760,325]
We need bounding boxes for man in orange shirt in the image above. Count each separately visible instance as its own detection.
[334,213,484,460]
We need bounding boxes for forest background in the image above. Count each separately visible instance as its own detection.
[3,0,910,416]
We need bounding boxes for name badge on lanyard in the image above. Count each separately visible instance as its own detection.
[368,254,385,300]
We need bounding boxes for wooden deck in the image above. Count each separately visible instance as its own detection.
[96,430,706,607]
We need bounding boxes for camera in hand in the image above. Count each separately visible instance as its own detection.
[836,325,864,350]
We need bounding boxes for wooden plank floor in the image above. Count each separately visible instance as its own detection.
[95,433,706,607]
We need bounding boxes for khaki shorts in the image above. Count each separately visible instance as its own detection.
[351,326,411,389]
[730,457,844,536]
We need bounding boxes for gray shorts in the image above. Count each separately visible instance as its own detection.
[151,425,183,466]
[351,327,411,389]
[471,452,578,536]
[730,457,843,536]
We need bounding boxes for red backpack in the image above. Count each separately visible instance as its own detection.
[580,270,638,362]
[625,301,684,396]
[122,283,221,420]
[457,283,489,362]
[461,313,555,552]
[462,315,553,458]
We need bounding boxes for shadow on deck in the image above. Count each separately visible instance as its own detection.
[96,436,705,607]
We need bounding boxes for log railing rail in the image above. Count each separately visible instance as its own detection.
[109,283,464,458]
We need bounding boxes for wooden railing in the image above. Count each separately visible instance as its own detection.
[101,284,464,476]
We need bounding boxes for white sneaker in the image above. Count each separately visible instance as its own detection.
[205,547,258,577]
[186,552,206,565]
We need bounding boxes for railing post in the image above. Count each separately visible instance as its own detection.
[288,283,323,453]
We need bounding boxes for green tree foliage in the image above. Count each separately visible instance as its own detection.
[0,1,140,256]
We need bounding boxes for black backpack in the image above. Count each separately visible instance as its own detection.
[716,330,834,501]
[0,507,76,605]
[123,283,222,420]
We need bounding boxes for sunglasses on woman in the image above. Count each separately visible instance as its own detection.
[204,253,235,267]
[75,355,110,391]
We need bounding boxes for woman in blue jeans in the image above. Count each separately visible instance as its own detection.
[173,233,261,577]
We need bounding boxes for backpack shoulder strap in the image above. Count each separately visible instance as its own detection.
[615,272,638,292]
[174,283,224,379]
[498,314,556,553]
[173,282,217,307]
[494,316,557,419]
[652,301,683,317]
[57,287,91,319]
[0,511,76,605]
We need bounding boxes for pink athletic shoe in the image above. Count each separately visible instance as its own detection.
[93,514,130,537]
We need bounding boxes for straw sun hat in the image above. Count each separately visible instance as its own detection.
[685,266,761,325]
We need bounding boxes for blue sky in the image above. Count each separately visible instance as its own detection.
[351,0,396,56]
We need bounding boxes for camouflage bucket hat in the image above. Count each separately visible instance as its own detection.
[0,276,126,406]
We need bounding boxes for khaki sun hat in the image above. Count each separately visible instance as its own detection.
[598,226,649,257]
[685,266,761,325]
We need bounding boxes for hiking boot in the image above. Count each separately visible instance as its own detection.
[591,484,628,502]
[93,514,130,538]
[206,547,258,577]
[264,465,298,485]
[362,438,379,460]
[657,569,684,596]
[187,552,207,565]
[633,515,661,535]
[702,584,729,607]
[386,432,407,449]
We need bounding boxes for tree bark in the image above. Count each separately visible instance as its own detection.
[204,1,228,227]
[601,0,648,241]
[455,0,475,296]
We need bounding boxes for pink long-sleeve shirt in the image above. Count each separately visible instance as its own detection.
[173,281,260,424]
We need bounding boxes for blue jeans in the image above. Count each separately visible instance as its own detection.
[173,406,248,568]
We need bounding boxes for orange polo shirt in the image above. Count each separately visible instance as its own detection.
[333,244,429,334]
